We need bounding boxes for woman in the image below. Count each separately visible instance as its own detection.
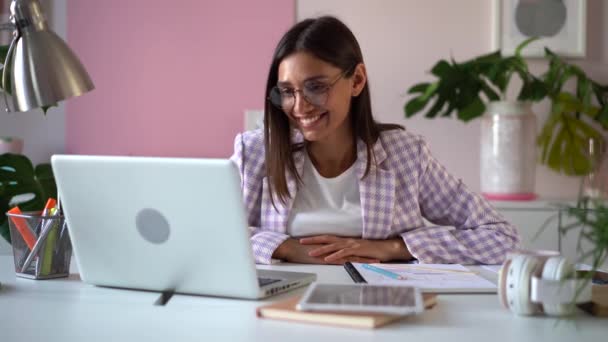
[230,16,520,265]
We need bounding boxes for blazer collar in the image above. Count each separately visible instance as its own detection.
[289,130,389,177]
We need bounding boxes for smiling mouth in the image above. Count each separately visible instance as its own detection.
[297,112,327,128]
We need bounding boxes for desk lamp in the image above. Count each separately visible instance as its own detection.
[0,0,94,112]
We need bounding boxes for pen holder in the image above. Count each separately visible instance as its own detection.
[6,211,72,279]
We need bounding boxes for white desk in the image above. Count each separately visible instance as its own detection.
[0,256,605,341]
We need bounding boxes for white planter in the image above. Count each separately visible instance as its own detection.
[480,101,537,200]
[0,137,24,154]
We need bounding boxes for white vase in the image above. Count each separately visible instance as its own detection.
[0,137,24,154]
[581,137,608,200]
[480,101,537,200]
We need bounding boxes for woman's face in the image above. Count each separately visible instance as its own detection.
[276,52,365,143]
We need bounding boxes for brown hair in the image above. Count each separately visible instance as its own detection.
[264,16,403,207]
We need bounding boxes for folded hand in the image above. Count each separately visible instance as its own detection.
[299,235,410,263]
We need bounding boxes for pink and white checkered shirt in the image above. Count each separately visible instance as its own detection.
[230,128,520,265]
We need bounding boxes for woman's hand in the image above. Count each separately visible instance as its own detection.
[299,235,412,263]
[273,238,380,264]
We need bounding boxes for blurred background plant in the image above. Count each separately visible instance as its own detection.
[0,153,56,243]
[405,39,608,176]
[561,197,608,272]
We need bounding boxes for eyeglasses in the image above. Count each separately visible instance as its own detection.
[268,67,352,113]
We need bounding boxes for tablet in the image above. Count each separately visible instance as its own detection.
[296,283,424,315]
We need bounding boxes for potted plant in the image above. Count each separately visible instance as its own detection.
[404,39,608,176]
[406,40,608,311]
[0,153,56,243]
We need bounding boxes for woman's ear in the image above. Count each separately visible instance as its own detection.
[351,63,367,97]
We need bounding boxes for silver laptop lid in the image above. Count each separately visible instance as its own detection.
[52,155,262,298]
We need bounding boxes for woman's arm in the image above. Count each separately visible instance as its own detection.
[299,236,413,263]
[402,139,521,264]
[231,132,288,264]
[274,238,382,264]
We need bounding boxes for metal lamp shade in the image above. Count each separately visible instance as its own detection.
[6,29,94,112]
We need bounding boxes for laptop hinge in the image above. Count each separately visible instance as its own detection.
[154,291,175,306]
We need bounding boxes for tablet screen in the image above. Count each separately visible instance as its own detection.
[302,284,421,313]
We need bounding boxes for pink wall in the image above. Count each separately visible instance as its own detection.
[66,0,295,157]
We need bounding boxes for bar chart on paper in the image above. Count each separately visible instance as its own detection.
[350,263,497,293]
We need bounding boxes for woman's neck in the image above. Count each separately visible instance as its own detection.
[306,132,356,178]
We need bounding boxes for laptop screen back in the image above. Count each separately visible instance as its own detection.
[51,155,261,298]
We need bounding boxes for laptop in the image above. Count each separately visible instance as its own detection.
[51,155,316,299]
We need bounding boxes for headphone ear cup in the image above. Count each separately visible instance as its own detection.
[541,256,574,316]
[498,260,511,309]
[505,255,541,315]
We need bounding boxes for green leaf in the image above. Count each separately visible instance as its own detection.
[430,60,452,78]
[515,37,538,56]
[0,153,36,180]
[537,108,561,162]
[419,82,439,101]
[407,83,431,94]
[404,95,430,117]
[547,128,566,172]
[556,92,585,113]
[518,78,547,102]
[480,81,500,101]
[424,97,446,118]
[597,105,608,128]
[35,163,57,201]
[569,136,591,175]
[577,78,593,113]
[484,61,510,93]
[457,96,485,122]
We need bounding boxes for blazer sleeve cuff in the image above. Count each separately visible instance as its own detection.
[250,231,290,265]
[399,226,455,264]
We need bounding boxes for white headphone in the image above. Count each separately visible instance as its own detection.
[498,250,592,316]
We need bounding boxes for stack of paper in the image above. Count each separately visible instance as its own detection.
[349,263,497,293]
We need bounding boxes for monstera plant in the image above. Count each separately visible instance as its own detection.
[0,153,56,243]
[405,39,608,176]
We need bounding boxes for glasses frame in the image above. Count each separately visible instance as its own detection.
[268,65,355,113]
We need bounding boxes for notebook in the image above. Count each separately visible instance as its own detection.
[257,293,437,329]
[51,155,316,299]
[344,262,497,293]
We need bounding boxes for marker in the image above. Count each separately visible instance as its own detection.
[362,264,406,280]
[40,207,60,276]
[7,207,36,250]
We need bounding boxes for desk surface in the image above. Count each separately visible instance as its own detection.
[0,256,605,341]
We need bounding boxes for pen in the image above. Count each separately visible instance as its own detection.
[17,199,59,271]
[20,213,58,273]
[361,264,406,280]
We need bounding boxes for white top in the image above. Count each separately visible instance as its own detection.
[287,154,363,237]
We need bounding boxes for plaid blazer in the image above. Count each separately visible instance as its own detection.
[230,128,520,265]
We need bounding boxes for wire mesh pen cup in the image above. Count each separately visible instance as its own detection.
[6,211,72,279]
